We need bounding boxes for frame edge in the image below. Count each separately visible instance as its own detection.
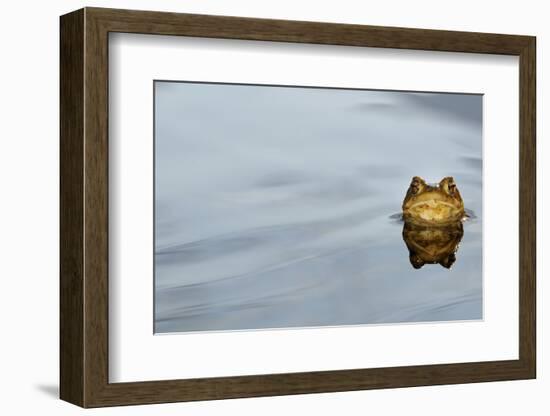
[60,8,86,408]
[518,36,537,379]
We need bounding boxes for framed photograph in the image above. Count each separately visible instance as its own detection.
[60,7,536,408]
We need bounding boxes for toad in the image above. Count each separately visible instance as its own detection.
[402,176,465,225]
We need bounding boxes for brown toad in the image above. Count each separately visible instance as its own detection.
[402,176,465,226]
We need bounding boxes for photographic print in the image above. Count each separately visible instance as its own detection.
[154,81,482,334]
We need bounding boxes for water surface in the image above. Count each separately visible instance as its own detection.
[154,81,483,333]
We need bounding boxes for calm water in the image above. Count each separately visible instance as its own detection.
[154,81,483,333]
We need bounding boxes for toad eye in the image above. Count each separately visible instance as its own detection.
[448,183,456,194]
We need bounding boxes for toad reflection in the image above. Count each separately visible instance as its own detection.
[401,176,466,269]
[402,221,464,269]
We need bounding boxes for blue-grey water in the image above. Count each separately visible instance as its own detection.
[154,81,483,334]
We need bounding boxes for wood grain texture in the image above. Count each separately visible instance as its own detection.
[59,8,84,407]
[518,38,536,375]
[59,7,537,408]
[88,7,532,54]
[83,10,110,406]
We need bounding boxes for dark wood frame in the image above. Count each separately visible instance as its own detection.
[60,7,536,408]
